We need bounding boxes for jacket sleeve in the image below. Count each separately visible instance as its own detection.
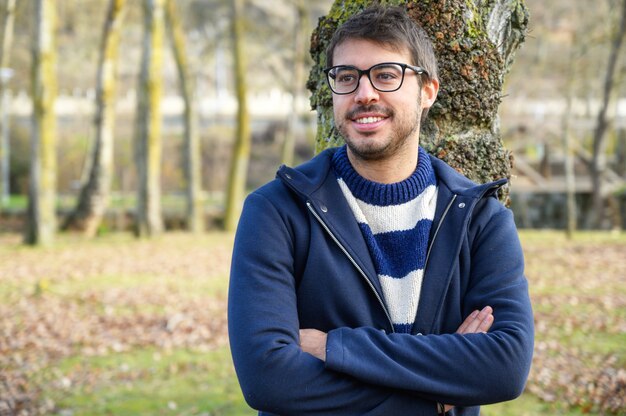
[324,200,534,407]
[228,191,438,415]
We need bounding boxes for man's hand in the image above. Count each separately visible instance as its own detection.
[456,305,494,334]
[442,305,494,412]
[299,328,327,361]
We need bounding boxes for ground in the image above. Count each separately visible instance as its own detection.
[0,230,624,415]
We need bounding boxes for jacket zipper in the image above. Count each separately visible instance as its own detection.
[306,201,395,332]
[413,194,458,336]
[424,194,457,268]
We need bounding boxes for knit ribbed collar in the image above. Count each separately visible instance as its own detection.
[331,145,436,206]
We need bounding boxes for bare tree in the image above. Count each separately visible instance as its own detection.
[561,37,578,239]
[0,0,15,67]
[589,0,626,229]
[62,0,127,237]
[0,0,15,206]
[281,0,308,167]
[224,0,251,232]
[25,0,57,245]
[309,0,529,202]
[165,0,203,233]
[135,0,165,237]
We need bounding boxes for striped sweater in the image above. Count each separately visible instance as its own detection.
[332,146,438,333]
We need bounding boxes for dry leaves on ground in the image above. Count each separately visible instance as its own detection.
[0,233,233,415]
[0,232,625,415]
[523,238,626,414]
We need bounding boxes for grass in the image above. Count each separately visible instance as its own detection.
[0,193,225,213]
[492,230,626,415]
[0,194,27,210]
[482,394,588,416]
[50,347,251,416]
[1,230,624,415]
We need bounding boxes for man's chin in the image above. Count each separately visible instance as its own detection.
[345,140,390,161]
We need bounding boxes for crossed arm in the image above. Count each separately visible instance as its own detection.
[300,305,494,362]
[300,306,495,413]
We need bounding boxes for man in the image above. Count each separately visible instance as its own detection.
[228,5,533,415]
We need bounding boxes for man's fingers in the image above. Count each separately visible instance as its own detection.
[467,306,493,333]
[477,312,494,333]
[456,309,479,334]
[457,306,493,334]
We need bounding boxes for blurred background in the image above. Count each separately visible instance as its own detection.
[0,0,623,232]
[0,0,624,415]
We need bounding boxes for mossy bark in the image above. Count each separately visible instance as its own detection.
[165,0,203,233]
[224,0,251,232]
[25,0,57,246]
[135,0,165,237]
[309,0,529,203]
[63,0,126,237]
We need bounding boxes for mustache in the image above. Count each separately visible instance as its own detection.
[346,105,393,120]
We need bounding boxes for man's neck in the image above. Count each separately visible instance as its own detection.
[346,145,419,184]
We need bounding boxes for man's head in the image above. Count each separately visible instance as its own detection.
[325,6,438,85]
[324,5,439,166]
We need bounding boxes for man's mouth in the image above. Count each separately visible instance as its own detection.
[354,116,386,124]
[347,105,392,126]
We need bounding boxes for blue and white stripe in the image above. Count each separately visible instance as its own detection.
[332,146,438,333]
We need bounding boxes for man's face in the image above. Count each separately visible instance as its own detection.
[331,38,436,162]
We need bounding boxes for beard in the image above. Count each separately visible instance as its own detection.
[335,103,422,162]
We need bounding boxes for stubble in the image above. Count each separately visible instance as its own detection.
[336,102,422,162]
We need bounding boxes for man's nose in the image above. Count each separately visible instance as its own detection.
[354,74,379,104]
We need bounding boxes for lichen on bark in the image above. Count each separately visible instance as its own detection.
[308,0,529,203]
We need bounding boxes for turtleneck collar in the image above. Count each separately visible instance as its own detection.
[331,145,436,206]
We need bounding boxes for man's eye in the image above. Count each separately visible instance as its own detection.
[376,72,398,81]
[336,73,356,83]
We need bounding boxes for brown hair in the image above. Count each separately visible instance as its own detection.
[325,5,438,83]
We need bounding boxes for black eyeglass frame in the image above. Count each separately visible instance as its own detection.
[323,62,429,95]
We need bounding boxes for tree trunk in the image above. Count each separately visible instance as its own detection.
[62,0,126,237]
[224,0,251,232]
[282,0,307,167]
[539,142,551,179]
[561,40,577,239]
[25,0,57,245]
[59,0,77,34]
[589,0,626,229]
[0,0,15,206]
[135,0,165,237]
[617,129,626,178]
[0,0,15,90]
[308,0,529,203]
[165,0,203,233]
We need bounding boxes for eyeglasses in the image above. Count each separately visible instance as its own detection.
[323,62,428,95]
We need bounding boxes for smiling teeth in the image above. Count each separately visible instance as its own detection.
[355,117,384,124]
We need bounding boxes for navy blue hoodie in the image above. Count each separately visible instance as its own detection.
[228,147,534,415]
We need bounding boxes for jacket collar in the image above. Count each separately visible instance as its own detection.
[277,148,384,302]
[277,147,507,202]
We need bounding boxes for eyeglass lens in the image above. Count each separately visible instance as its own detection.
[328,63,405,94]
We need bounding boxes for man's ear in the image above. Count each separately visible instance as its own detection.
[421,78,439,109]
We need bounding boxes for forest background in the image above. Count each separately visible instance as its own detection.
[0,0,625,236]
[0,0,625,415]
